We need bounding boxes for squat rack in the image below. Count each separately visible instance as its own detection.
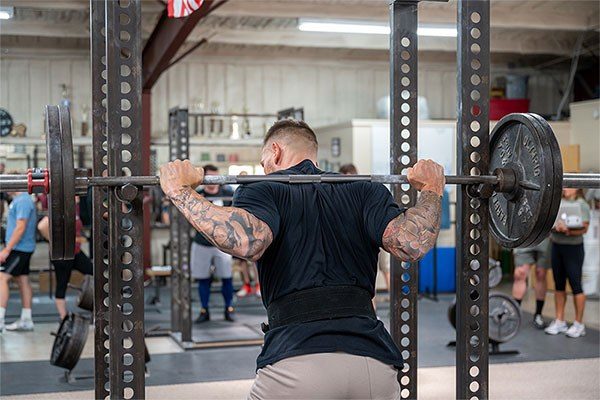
[90,0,494,398]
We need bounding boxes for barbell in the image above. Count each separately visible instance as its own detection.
[1,105,599,260]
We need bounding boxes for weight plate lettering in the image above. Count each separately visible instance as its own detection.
[489,113,560,248]
[527,113,563,246]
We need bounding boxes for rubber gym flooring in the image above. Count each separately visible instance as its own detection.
[1,286,599,396]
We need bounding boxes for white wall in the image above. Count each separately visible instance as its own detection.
[0,53,569,139]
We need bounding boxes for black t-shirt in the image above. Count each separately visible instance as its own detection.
[233,159,405,370]
[193,186,234,247]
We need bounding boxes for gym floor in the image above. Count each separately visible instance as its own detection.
[1,283,598,399]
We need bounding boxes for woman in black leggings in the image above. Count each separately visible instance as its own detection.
[38,214,93,319]
[545,188,590,338]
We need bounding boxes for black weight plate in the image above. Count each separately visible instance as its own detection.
[488,292,521,343]
[0,108,13,137]
[447,299,457,329]
[45,106,66,261]
[77,275,94,311]
[59,105,76,260]
[50,313,90,370]
[489,113,556,248]
[526,113,563,246]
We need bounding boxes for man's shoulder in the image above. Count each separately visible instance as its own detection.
[14,194,34,206]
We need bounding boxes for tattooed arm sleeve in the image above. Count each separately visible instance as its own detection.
[169,187,273,261]
[382,191,442,263]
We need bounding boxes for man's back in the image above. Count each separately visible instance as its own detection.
[234,160,404,369]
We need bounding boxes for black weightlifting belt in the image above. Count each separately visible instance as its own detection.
[262,285,376,333]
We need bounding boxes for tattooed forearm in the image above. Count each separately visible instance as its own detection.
[382,191,442,263]
[169,187,273,261]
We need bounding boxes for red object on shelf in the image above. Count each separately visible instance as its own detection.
[490,98,530,120]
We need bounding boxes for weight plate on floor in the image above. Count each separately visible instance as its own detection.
[59,105,76,261]
[50,313,90,370]
[488,292,521,343]
[447,299,457,329]
[489,113,560,249]
[45,105,66,261]
[77,275,94,312]
[488,258,502,288]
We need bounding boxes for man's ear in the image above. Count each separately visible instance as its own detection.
[272,142,283,165]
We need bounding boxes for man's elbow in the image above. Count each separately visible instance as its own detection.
[388,236,436,263]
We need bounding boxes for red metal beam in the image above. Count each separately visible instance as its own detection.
[142,0,226,90]
[141,1,226,269]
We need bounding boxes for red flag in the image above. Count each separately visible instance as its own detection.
[168,0,205,18]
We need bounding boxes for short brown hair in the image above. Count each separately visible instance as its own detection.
[264,119,318,152]
[203,164,218,173]
[339,164,358,175]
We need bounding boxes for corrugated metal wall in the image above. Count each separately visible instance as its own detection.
[0,54,569,138]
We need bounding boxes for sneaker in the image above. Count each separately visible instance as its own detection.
[5,319,34,332]
[194,309,210,324]
[224,306,235,322]
[566,322,586,338]
[236,284,252,298]
[544,319,568,335]
[533,314,545,329]
[0,319,4,334]
[254,284,261,298]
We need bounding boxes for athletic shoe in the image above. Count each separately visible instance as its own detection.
[195,309,210,323]
[236,284,252,298]
[5,319,34,332]
[566,322,586,338]
[544,319,568,335]
[254,284,261,298]
[0,319,4,334]
[533,314,545,329]
[224,306,235,322]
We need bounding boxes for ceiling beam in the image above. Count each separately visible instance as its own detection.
[210,0,599,32]
[142,0,227,90]
[190,27,579,56]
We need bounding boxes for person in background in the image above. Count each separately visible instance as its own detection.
[339,163,358,175]
[0,188,37,332]
[234,171,261,298]
[38,199,93,319]
[0,162,7,219]
[235,258,261,298]
[190,164,236,322]
[340,163,391,309]
[545,188,590,338]
[512,238,551,329]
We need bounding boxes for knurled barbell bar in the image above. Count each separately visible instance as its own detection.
[0,105,599,260]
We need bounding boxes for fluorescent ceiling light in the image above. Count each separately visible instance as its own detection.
[417,26,457,37]
[298,19,457,38]
[0,7,14,20]
[299,20,390,35]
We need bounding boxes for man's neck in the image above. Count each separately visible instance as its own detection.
[284,155,317,169]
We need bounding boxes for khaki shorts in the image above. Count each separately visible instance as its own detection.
[190,242,232,279]
[248,352,400,400]
[378,251,390,274]
[513,238,551,269]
